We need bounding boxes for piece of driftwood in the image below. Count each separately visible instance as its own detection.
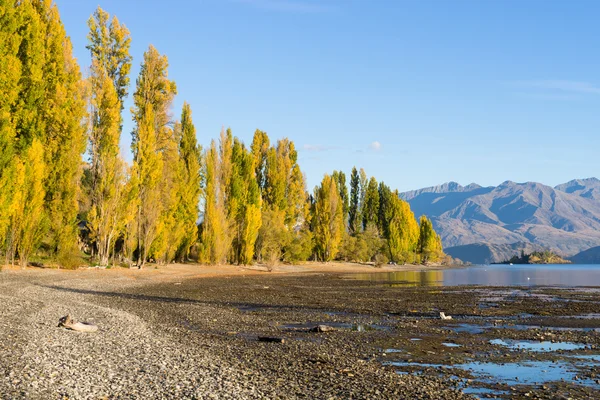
[439,312,452,320]
[258,336,285,343]
[58,315,98,333]
[309,324,336,333]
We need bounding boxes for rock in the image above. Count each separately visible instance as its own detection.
[309,325,336,333]
[58,315,98,333]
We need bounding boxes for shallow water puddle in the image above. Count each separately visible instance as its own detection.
[461,386,510,396]
[280,321,388,331]
[388,360,600,388]
[442,342,461,348]
[444,323,487,334]
[490,338,585,352]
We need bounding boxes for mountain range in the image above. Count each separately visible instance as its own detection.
[399,178,600,264]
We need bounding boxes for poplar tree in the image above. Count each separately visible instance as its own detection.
[12,139,46,268]
[362,177,380,230]
[42,2,87,261]
[0,0,22,253]
[387,194,419,263]
[176,103,202,261]
[418,215,443,263]
[257,136,309,263]
[250,129,270,192]
[313,174,344,261]
[332,170,349,229]
[131,45,177,267]
[377,182,393,238]
[348,167,360,234]
[87,62,125,266]
[228,139,261,264]
[86,6,132,110]
[199,140,228,264]
[85,7,131,266]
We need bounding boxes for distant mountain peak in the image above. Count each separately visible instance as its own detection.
[399,177,600,259]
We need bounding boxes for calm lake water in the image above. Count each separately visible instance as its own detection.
[344,264,600,287]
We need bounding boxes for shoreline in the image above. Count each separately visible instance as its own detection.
[2,263,596,399]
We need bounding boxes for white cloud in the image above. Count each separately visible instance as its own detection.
[369,141,382,151]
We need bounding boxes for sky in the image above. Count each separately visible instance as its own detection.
[55,0,600,193]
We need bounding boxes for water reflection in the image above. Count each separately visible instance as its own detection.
[349,271,444,287]
[345,265,600,287]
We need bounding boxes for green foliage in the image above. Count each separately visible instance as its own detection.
[362,177,379,230]
[348,167,360,234]
[313,174,344,261]
[130,45,177,267]
[86,6,132,108]
[175,103,202,261]
[387,194,419,263]
[506,250,569,265]
[417,215,443,263]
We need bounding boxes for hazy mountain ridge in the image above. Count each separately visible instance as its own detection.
[400,178,600,262]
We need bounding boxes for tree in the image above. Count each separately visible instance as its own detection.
[313,174,344,261]
[12,139,46,268]
[418,215,443,263]
[0,0,22,255]
[42,2,87,261]
[250,129,270,193]
[199,140,228,264]
[87,61,126,266]
[332,170,349,229]
[227,137,261,265]
[377,182,393,238]
[387,194,419,263]
[86,6,132,110]
[362,177,379,230]
[348,167,360,234]
[130,45,177,267]
[175,103,202,261]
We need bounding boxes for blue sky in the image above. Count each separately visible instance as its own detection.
[55,0,600,192]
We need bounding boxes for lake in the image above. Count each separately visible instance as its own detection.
[344,264,600,287]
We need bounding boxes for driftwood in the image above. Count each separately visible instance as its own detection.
[258,336,285,343]
[439,312,452,320]
[309,324,336,333]
[58,315,98,333]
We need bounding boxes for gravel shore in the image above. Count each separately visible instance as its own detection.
[2,265,598,399]
[0,267,467,399]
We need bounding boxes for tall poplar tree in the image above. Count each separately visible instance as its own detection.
[313,174,344,261]
[176,103,202,261]
[86,7,132,110]
[228,138,261,264]
[42,2,87,260]
[0,0,22,253]
[199,140,228,264]
[348,167,360,234]
[418,215,443,263]
[87,62,125,266]
[387,194,419,263]
[332,170,349,229]
[85,7,131,266]
[131,45,177,267]
[362,177,380,230]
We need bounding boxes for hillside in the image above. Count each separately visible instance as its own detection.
[400,178,600,259]
[569,246,600,264]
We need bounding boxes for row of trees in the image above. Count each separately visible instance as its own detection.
[0,1,443,268]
